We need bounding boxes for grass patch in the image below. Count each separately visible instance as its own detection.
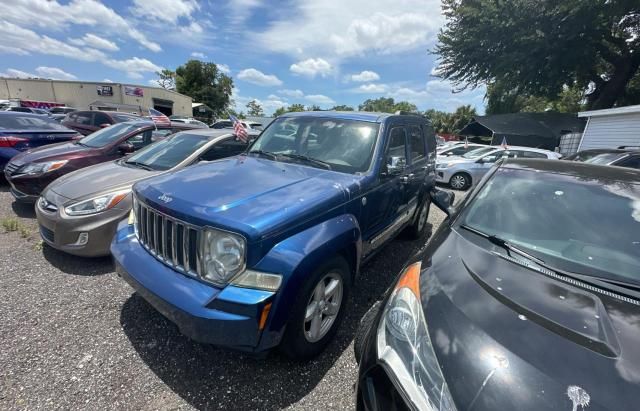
[33,240,44,251]
[1,217,32,239]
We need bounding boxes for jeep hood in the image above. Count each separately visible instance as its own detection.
[134,156,364,242]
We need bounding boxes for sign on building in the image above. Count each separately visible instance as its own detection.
[97,85,113,96]
[124,86,144,97]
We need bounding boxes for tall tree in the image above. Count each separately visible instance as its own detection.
[359,97,418,113]
[307,105,322,111]
[425,105,477,134]
[155,69,176,90]
[485,80,587,114]
[175,60,233,117]
[435,0,640,110]
[246,100,264,116]
[272,104,306,117]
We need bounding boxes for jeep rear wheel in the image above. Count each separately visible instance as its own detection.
[406,198,431,239]
[281,256,350,360]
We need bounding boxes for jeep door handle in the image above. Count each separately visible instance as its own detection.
[400,173,414,183]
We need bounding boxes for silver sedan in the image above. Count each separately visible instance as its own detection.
[436,145,562,190]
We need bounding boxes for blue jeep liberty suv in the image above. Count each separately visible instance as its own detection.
[112,111,437,359]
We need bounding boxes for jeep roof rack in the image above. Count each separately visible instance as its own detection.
[394,110,425,117]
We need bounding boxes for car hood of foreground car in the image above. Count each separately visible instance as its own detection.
[48,160,159,202]
[419,227,640,411]
[134,156,364,242]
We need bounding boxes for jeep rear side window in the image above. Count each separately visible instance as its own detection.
[408,125,425,162]
[423,124,437,151]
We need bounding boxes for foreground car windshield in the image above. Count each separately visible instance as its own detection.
[78,123,142,148]
[462,146,495,159]
[460,167,640,284]
[249,117,379,173]
[0,114,70,131]
[125,133,208,171]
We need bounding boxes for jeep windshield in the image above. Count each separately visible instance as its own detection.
[248,116,379,174]
[459,167,640,286]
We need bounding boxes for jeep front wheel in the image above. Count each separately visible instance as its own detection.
[281,256,350,360]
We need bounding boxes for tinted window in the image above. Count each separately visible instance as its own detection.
[618,156,640,169]
[9,107,32,113]
[78,123,142,148]
[408,125,425,162]
[250,117,380,174]
[200,136,248,161]
[0,114,70,130]
[93,113,111,126]
[125,133,209,171]
[74,112,93,125]
[461,167,640,284]
[585,152,627,165]
[521,151,547,159]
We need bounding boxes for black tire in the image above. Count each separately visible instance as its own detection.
[406,198,431,239]
[449,172,471,190]
[354,301,381,364]
[280,256,351,360]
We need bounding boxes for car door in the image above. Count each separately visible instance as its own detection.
[361,125,412,255]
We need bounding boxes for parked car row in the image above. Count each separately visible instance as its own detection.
[2,110,639,409]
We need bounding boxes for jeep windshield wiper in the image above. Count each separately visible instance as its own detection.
[278,153,332,170]
[460,224,640,294]
[247,149,277,160]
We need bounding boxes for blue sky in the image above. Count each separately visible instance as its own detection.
[0,0,486,116]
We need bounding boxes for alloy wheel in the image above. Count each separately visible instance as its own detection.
[304,272,343,343]
[417,202,429,232]
[450,174,467,190]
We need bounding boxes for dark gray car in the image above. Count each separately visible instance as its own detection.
[36,129,257,257]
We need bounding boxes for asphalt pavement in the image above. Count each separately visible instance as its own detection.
[0,180,456,410]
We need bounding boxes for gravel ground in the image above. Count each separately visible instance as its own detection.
[0,179,458,410]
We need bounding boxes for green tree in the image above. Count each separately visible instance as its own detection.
[155,69,176,90]
[272,103,306,117]
[175,60,233,117]
[273,107,287,117]
[485,80,587,114]
[425,105,477,134]
[435,0,640,110]
[330,104,354,111]
[358,97,418,113]
[246,100,264,116]
[307,105,322,111]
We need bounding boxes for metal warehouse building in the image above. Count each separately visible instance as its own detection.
[0,78,192,117]
[578,104,640,150]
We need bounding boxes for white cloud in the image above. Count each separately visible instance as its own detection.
[131,0,199,24]
[350,70,380,82]
[217,64,231,74]
[191,51,207,59]
[255,0,443,59]
[35,66,77,80]
[426,79,452,93]
[305,94,336,106]
[0,45,30,55]
[237,68,283,86]
[278,89,304,98]
[267,94,281,100]
[0,68,36,79]
[69,33,119,51]
[104,57,163,76]
[0,0,161,52]
[353,83,388,93]
[290,58,333,78]
[148,79,161,87]
[103,79,114,83]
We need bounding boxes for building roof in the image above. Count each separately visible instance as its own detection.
[460,112,586,138]
[578,104,640,118]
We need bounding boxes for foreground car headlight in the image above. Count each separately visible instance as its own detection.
[201,228,246,285]
[377,262,457,411]
[20,160,68,175]
[64,190,130,216]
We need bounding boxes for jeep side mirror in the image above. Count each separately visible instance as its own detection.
[118,143,135,154]
[386,156,406,176]
[430,189,455,216]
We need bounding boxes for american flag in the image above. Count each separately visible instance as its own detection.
[149,108,171,126]
[500,136,508,149]
[230,114,248,142]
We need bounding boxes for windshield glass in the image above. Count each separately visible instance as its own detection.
[125,132,208,171]
[460,167,640,284]
[584,152,627,165]
[462,146,496,159]
[79,123,142,148]
[249,116,379,173]
[0,114,70,130]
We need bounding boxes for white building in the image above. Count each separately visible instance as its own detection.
[578,104,640,151]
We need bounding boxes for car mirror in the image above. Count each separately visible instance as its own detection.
[385,156,406,176]
[118,143,135,154]
[479,156,496,163]
[99,123,111,128]
[430,188,455,216]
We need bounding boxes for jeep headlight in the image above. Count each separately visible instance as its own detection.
[201,228,246,285]
[377,262,457,411]
[64,190,130,216]
[20,160,68,175]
